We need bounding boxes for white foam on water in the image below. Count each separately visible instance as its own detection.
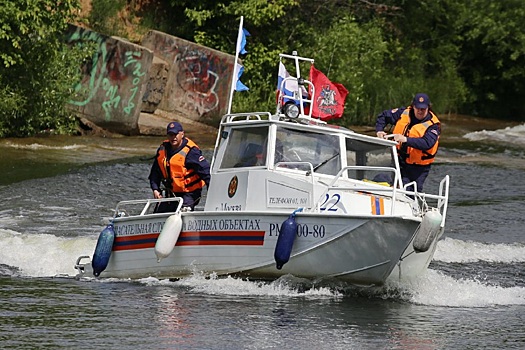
[138,273,342,298]
[396,269,525,307]
[434,237,525,263]
[2,230,523,306]
[463,123,525,147]
[1,141,86,150]
[0,229,96,277]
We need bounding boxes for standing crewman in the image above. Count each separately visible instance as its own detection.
[376,93,441,193]
[149,121,210,211]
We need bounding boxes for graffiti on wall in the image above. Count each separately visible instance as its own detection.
[149,33,232,117]
[67,26,149,123]
[102,50,146,117]
[176,49,219,114]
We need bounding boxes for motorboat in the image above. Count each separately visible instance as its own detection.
[75,52,450,286]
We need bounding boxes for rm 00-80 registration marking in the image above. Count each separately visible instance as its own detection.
[269,223,326,238]
[296,224,326,238]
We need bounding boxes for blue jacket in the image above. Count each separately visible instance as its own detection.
[376,107,440,153]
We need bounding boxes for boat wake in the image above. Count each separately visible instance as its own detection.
[0,228,95,277]
[463,123,525,147]
[138,273,343,298]
[131,269,525,307]
[1,141,86,151]
[434,237,525,263]
[392,269,525,307]
[2,229,524,306]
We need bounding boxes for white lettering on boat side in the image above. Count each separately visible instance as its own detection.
[219,202,243,211]
[114,221,164,236]
[268,197,308,205]
[183,219,261,231]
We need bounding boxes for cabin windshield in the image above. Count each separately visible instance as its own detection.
[219,126,269,168]
[345,138,396,185]
[275,127,341,175]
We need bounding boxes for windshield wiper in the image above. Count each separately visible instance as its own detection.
[307,152,340,175]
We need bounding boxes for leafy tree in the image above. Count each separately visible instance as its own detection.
[3,0,524,137]
[455,0,525,119]
[0,0,92,137]
[356,0,525,120]
[88,0,127,38]
[146,0,473,124]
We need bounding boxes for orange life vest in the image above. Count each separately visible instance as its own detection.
[156,138,206,193]
[392,108,440,165]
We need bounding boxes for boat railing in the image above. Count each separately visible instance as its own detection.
[432,175,449,227]
[401,175,449,225]
[113,197,183,218]
[311,166,400,215]
[309,166,449,218]
[277,52,316,120]
[221,112,273,124]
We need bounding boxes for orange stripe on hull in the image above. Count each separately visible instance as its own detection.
[371,196,384,215]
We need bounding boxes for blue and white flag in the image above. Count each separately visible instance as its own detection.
[234,27,250,92]
[277,62,307,101]
[228,16,250,114]
[237,28,250,55]
[235,64,249,91]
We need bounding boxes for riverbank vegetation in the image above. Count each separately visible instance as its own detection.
[1,0,524,137]
[0,0,97,137]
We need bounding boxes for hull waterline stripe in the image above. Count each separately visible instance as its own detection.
[113,233,159,251]
[177,230,265,246]
[112,231,265,251]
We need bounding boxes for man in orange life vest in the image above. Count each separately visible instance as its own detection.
[149,122,210,211]
[375,93,441,192]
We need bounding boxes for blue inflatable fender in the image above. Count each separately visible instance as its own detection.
[92,223,115,277]
[274,208,303,269]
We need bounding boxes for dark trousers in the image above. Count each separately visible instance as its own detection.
[401,163,431,193]
[154,190,202,213]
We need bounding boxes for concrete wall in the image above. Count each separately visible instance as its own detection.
[66,26,235,135]
[67,26,153,135]
[141,30,235,126]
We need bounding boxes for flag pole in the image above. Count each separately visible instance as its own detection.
[227,16,244,115]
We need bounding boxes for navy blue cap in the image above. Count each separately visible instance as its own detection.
[413,93,430,109]
[166,122,183,134]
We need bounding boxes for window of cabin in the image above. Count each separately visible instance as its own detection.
[275,127,341,175]
[219,126,269,169]
[345,138,395,184]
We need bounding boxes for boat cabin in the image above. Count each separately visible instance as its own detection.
[203,52,411,215]
[204,112,406,214]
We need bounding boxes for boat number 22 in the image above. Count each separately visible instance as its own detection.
[320,193,341,212]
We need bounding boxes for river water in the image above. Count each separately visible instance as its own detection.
[1,115,524,349]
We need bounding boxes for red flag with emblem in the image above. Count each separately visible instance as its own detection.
[309,65,348,121]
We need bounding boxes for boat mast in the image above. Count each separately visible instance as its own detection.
[227,16,245,115]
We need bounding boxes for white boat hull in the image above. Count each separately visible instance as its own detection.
[387,227,445,283]
[85,211,419,286]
